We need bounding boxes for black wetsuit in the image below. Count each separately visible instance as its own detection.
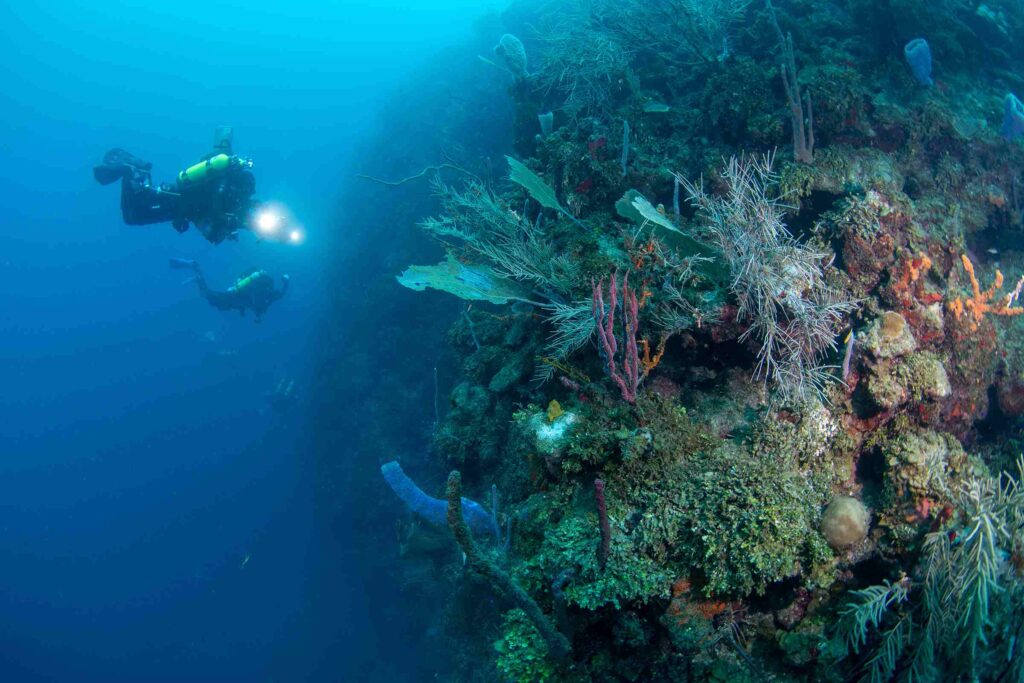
[195,270,289,322]
[175,158,256,243]
[95,148,256,244]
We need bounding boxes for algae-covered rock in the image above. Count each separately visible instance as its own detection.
[749,401,841,465]
[996,348,1024,417]
[697,654,758,683]
[861,311,917,359]
[865,352,951,410]
[451,381,491,414]
[494,608,560,682]
[436,382,504,466]
[906,353,951,401]
[821,496,870,548]
[677,444,829,596]
[612,611,651,650]
[884,426,967,500]
[918,302,945,340]
[865,364,909,410]
[997,371,1024,417]
[777,616,845,669]
[489,357,527,393]
[530,509,672,611]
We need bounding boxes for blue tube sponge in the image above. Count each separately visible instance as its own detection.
[1003,94,1024,140]
[904,38,933,87]
[381,461,494,537]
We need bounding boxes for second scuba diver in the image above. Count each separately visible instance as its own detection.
[171,258,289,322]
[93,126,262,244]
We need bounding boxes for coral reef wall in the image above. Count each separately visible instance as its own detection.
[318,1,1024,681]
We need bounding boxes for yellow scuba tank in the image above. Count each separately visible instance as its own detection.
[177,154,250,186]
[229,270,267,292]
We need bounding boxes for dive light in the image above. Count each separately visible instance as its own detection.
[251,203,304,245]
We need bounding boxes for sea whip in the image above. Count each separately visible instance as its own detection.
[595,478,611,571]
[620,120,630,177]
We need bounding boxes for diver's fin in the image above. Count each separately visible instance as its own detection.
[93,165,125,185]
[169,257,199,271]
[102,148,152,170]
[93,148,152,185]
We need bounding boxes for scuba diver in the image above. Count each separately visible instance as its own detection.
[93,127,261,245]
[171,258,289,322]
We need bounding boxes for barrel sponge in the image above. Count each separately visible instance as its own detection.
[495,33,528,78]
[903,38,933,87]
[381,461,493,536]
[821,496,870,548]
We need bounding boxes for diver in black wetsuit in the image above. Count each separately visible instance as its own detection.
[93,127,258,245]
[171,259,289,322]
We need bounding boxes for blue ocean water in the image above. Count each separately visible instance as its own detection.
[0,2,496,680]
